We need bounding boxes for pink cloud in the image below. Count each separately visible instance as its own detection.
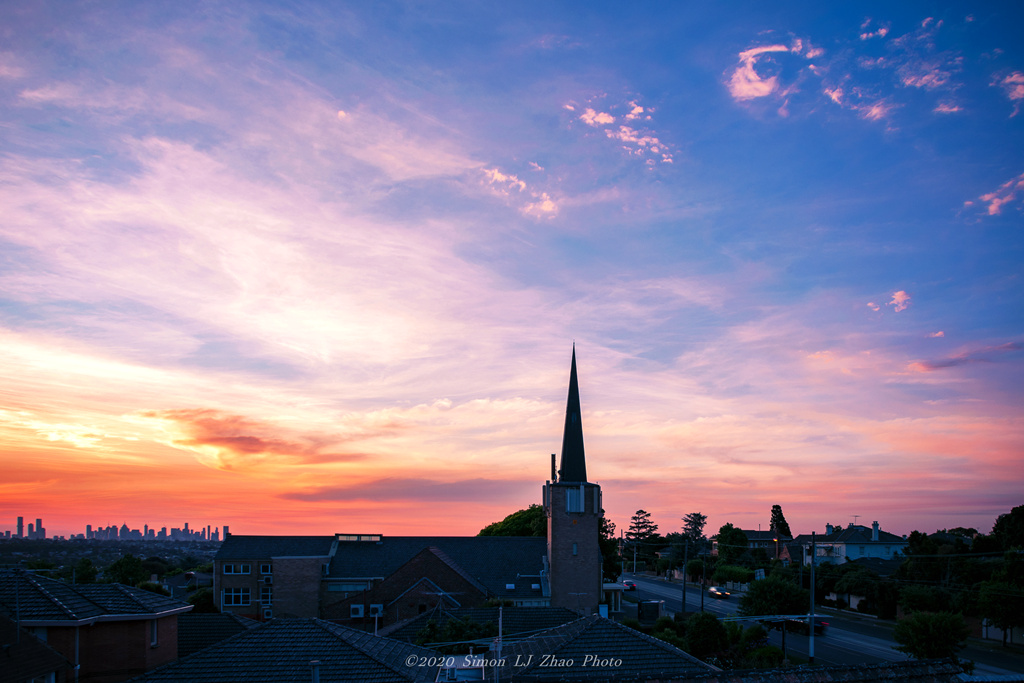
[929,331,945,338]
[888,290,911,312]
[977,171,1024,215]
[934,102,961,113]
[580,108,615,126]
[992,71,1024,116]
[727,45,791,101]
[866,302,880,311]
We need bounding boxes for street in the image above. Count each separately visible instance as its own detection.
[623,574,1023,676]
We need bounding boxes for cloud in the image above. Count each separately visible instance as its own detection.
[976,171,1024,215]
[483,167,527,192]
[934,102,962,113]
[580,108,615,126]
[866,302,880,311]
[728,45,791,101]
[992,71,1024,116]
[140,409,374,471]
[888,290,911,312]
[908,342,1023,373]
[929,331,945,338]
[279,477,535,503]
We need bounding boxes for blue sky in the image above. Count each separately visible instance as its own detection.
[0,2,1021,538]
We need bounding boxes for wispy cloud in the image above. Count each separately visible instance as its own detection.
[566,97,673,164]
[908,342,1023,373]
[889,290,911,312]
[727,45,792,101]
[992,71,1024,116]
[974,171,1024,215]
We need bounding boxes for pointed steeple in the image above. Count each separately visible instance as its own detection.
[558,345,588,483]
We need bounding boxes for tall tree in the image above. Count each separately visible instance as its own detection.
[626,510,659,546]
[716,523,749,565]
[739,575,808,617]
[682,512,708,546]
[769,505,792,538]
[992,504,1024,550]
[599,517,620,582]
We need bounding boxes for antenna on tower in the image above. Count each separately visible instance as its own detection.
[851,515,860,527]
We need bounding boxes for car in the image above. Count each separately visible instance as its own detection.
[708,586,731,599]
[622,580,636,591]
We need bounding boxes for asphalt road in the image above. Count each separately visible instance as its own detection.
[623,574,1023,675]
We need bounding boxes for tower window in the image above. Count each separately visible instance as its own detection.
[572,542,578,556]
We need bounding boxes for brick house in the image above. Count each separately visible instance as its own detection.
[213,346,607,627]
[0,570,192,683]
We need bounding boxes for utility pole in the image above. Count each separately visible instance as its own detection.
[809,531,816,665]
[681,541,688,615]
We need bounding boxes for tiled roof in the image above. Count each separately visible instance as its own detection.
[379,606,580,643]
[504,615,715,681]
[130,619,440,682]
[0,570,191,625]
[215,535,336,560]
[327,536,548,599]
[177,612,261,657]
[742,530,791,542]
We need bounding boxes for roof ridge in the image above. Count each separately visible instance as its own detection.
[24,572,83,620]
[314,619,418,681]
[426,546,491,595]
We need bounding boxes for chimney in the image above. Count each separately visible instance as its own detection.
[872,521,879,541]
[825,523,833,536]
[551,453,557,482]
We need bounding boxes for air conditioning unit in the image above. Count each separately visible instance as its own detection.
[263,576,273,585]
[351,604,364,618]
[369,604,383,617]
[263,608,272,619]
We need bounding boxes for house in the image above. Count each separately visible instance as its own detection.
[0,612,71,683]
[213,347,607,626]
[0,570,192,683]
[711,530,792,560]
[797,522,908,565]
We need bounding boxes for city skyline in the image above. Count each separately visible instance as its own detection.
[2,515,225,541]
[1,3,1022,540]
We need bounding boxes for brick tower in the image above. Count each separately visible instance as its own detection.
[543,346,603,614]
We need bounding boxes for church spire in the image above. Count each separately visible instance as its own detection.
[558,345,588,483]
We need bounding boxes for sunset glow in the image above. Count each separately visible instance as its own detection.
[1,3,1021,540]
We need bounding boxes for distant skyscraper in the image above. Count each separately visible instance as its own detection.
[86,524,92,539]
[16,517,23,538]
[27,523,35,539]
[35,519,43,540]
[223,525,230,538]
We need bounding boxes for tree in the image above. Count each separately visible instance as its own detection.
[626,510,659,570]
[893,611,969,660]
[682,512,708,546]
[716,523,748,566]
[769,505,792,539]
[137,581,171,596]
[684,611,729,661]
[187,588,217,613]
[478,504,545,536]
[626,509,659,546]
[105,554,147,586]
[599,517,619,582]
[992,504,1024,550]
[978,580,1024,646]
[739,575,809,618]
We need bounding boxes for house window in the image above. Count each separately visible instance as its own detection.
[572,542,578,556]
[859,546,866,555]
[223,563,251,575]
[150,619,159,647]
[260,563,272,574]
[222,587,250,606]
[260,586,273,605]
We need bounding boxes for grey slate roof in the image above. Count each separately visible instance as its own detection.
[216,535,336,560]
[177,612,261,657]
[327,536,548,600]
[379,606,580,643]
[0,570,191,625]
[822,525,905,544]
[130,618,440,682]
[503,615,715,681]
[662,657,970,682]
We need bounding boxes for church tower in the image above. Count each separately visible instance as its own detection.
[543,346,603,614]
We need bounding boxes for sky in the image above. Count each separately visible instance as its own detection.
[1,2,1022,541]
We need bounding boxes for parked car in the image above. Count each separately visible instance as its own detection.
[622,579,637,591]
[708,586,731,599]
